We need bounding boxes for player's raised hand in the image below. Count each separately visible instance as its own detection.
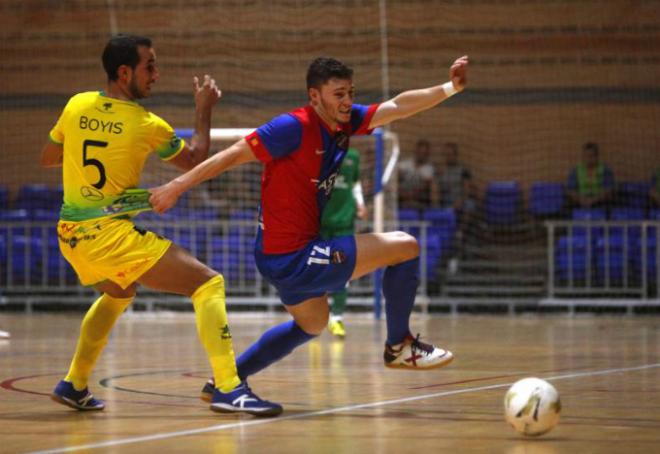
[148,182,181,214]
[193,74,222,111]
[449,55,469,92]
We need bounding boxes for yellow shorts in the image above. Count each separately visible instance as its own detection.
[57,217,172,289]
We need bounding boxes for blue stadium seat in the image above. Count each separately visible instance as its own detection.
[423,208,456,257]
[49,185,64,209]
[571,207,606,242]
[649,209,660,220]
[485,181,521,225]
[8,235,43,284]
[555,235,589,282]
[618,181,651,210]
[0,209,30,239]
[228,209,257,239]
[571,208,607,221]
[595,236,626,283]
[16,184,53,211]
[397,208,420,238]
[629,229,657,281]
[208,236,257,284]
[423,208,456,230]
[229,209,258,221]
[610,207,644,221]
[529,182,565,217]
[0,185,9,210]
[591,208,644,284]
[398,208,420,222]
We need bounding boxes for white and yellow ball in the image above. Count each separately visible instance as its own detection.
[504,377,561,436]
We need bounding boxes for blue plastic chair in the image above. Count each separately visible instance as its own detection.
[15,184,52,211]
[555,235,589,282]
[0,186,9,210]
[423,208,456,256]
[485,181,521,225]
[618,181,651,209]
[398,208,420,238]
[529,182,565,216]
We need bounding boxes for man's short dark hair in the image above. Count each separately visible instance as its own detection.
[583,142,599,155]
[306,57,353,90]
[102,34,152,81]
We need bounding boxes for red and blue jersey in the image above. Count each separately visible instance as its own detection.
[246,103,378,254]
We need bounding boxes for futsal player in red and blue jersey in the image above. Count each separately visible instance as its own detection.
[150,55,469,409]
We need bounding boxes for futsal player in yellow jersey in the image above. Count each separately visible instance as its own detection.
[40,34,281,416]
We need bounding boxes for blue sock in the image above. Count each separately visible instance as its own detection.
[237,320,316,379]
[383,257,419,345]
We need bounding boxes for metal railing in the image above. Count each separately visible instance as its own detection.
[545,220,660,301]
[0,219,433,310]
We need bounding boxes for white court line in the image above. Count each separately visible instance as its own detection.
[32,362,660,454]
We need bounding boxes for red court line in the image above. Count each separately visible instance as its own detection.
[1,373,54,396]
[1,373,202,409]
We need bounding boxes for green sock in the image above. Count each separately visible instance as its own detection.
[330,289,347,317]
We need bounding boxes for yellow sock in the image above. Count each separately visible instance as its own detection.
[191,275,241,393]
[65,293,133,390]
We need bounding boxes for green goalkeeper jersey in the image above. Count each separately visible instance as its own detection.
[321,148,361,234]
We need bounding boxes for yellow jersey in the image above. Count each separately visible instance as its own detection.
[48,91,185,221]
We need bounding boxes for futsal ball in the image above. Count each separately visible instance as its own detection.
[504,377,561,436]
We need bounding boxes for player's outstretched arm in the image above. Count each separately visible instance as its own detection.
[149,138,258,213]
[168,75,221,171]
[369,55,468,129]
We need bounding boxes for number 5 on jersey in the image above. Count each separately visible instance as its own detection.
[83,139,108,189]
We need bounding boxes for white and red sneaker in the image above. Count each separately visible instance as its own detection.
[384,334,453,370]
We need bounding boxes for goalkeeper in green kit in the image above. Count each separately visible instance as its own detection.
[320,147,367,338]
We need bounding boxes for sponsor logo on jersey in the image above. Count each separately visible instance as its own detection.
[315,170,339,196]
[80,186,105,201]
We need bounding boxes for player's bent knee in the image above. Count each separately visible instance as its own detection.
[296,314,329,336]
[190,273,224,298]
[391,231,419,261]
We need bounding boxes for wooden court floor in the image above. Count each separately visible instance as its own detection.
[0,312,659,454]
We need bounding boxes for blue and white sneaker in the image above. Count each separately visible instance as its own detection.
[210,381,282,417]
[200,378,214,402]
[51,380,105,411]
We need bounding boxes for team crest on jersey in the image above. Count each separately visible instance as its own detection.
[169,135,181,150]
[331,250,347,264]
[81,186,105,201]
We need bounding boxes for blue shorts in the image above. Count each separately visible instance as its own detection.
[255,235,357,306]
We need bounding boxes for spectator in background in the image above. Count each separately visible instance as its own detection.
[398,139,438,211]
[567,142,615,211]
[651,168,660,208]
[439,142,477,226]
[438,142,478,273]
